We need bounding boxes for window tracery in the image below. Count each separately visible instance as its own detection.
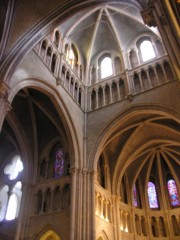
[0,156,23,221]
[4,155,23,180]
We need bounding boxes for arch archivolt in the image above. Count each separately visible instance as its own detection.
[88,107,180,195]
[114,139,180,195]
[96,230,110,240]
[34,225,62,240]
[93,105,180,239]
[5,111,33,182]
[7,78,81,169]
[0,0,144,85]
[89,104,180,171]
[39,230,61,240]
[113,121,180,182]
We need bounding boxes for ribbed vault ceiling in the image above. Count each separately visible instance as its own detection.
[59,2,157,65]
[0,88,68,179]
[101,112,180,193]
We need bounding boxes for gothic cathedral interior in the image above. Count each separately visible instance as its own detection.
[0,1,179,240]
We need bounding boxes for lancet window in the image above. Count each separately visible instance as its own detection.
[148,181,159,209]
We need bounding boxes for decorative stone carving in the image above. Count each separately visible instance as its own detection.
[141,8,157,27]
[56,77,61,85]
[128,93,134,102]
[0,83,11,130]
[0,83,11,111]
[69,167,78,175]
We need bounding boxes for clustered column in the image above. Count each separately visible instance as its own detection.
[70,168,96,240]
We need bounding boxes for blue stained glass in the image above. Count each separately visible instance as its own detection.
[167,180,180,207]
[133,184,138,207]
[148,182,159,208]
[54,148,64,178]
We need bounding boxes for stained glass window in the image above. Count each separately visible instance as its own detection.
[148,182,159,208]
[133,184,138,207]
[167,179,180,207]
[54,148,64,178]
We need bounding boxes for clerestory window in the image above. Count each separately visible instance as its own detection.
[133,184,138,207]
[167,179,180,207]
[54,148,64,178]
[101,57,113,79]
[148,181,159,209]
[140,40,156,62]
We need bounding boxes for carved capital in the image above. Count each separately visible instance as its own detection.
[0,83,11,113]
[69,167,78,175]
[0,83,9,99]
[3,100,11,113]
[82,168,88,175]
[128,93,134,102]
[56,77,61,85]
[112,194,120,202]
[141,8,157,27]
[89,170,97,179]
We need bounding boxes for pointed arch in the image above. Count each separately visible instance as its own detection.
[97,230,109,240]
[7,78,81,169]
[39,230,61,240]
